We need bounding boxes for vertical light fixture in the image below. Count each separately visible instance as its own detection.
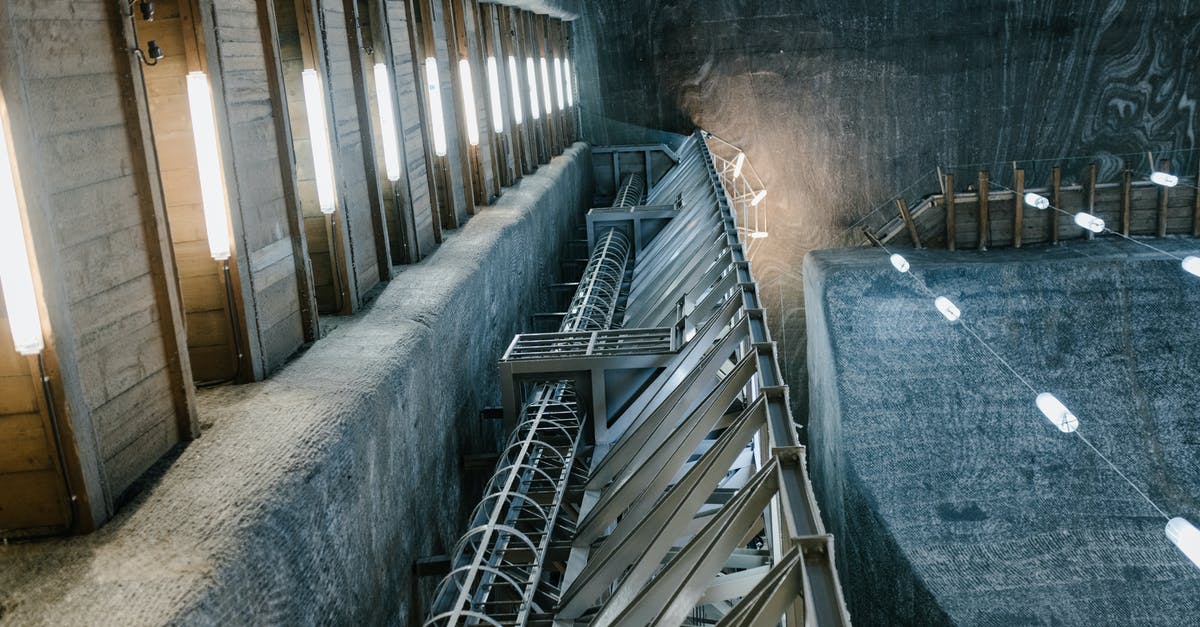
[539,57,552,114]
[751,189,767,206]
[508,56,523,124]
[458,59,480,147]
[423,58,449,157]
[0,102,44,355]
[185,72,233,261]
[486,56,504,134]
[563,58,573,107]
[732,152,746,178]
[372,63,402,182]
[553,57,565,110]
[525,58,540,120]
[301,69,337,213]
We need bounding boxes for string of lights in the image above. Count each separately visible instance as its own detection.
[876,233,1200,571]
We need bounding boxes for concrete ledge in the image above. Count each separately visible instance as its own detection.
[0,144,592,626]
[805,239,1200,626]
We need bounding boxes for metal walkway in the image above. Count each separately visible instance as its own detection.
[427,132,850,627]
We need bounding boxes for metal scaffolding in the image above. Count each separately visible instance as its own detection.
[427,133,850,627]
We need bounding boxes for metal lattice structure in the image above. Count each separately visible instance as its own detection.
[428,133,851,627]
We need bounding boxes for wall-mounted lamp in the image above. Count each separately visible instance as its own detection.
[424,58,449,157]
[0,108,45,355]
[525,58,540,120]
[539,57,552,114]
[508,56,523,125]
[185,72,233,261]
[553,58,565,111]
[732,152,745,178]
[458,59,480,147]
[372,63,402,182]
[301,69,338,213]
[486,56,504,134]
[134,40,165,66]
[138,1,156,21]
[564,58,573,107]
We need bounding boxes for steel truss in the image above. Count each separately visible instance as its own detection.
[427,135,850,627]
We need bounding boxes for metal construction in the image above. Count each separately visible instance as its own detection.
[427,132,851,626]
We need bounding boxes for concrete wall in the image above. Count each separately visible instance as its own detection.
[805,240,1200,624]
[0,144,591,626]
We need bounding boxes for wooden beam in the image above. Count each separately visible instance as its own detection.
[1013,168,1024,248]
[944,174,955,251]
[896,198,921,248]
[1121,164,1132,237]
[977,170,989,250]
[1195,156,1200,237]
[1085,162,1097,241]
[178,0,205,73]
[1158,158,1170,237]
[1051,166,1061,244]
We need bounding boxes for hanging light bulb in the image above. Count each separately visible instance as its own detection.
[1074,212,1104,233]
[1166,517,1200,570]
[458,59,480,147]
[732,152,746,178]
[539,57,552,114]
[0,107,44,355]
[485,56,504,134]
[563,58,573,107]
[301,69,337,213]
[372,63,402,182]
[1035,392,1080,433]
[508,56,523,124]
[934,296,960,321]
[1182,256,1200,278]
[185,72,233,260]
[554,57,565,111]
[525,57,540,120]
[751,189,767,207]
[889,253,910,273]
[1024,192,1050,209]
[1150,171,1179,187]
[423,58,448,157]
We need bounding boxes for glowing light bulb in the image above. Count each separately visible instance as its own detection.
[554,57,565,110]
[539,57,552,114]
[458,59,480,146]
[889,253,910,273]
[732,152,745,178]
[424,58,448,157]
[1151,171,1179,187]
[508,56,523,124]
[185,72,233,260]
[1024,192,1050,209]
[1183,256,1200,278]
[751,189,767,206]
[1035,392,1080,433]
[1166,517,1200,570]
[564,58,573,106]
[526,58,540,120]
[485,56,504,134]
[0,108,44,355]
[302,69,338,213]
[934,296,960,321]
[372,64,402,182]
[1074,212,1104,233]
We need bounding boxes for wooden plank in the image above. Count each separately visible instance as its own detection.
[977,170,989,250]
[1195,156,1200,237]
[1051,166,1061,245]
[1013,169,1024,248]
[1086,162,1097,241]
[1157,159,1170,238]
[1122,165,1132,237]
[944,174,955,251]
[895,198,921,248]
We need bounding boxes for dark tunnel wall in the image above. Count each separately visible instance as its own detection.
[572,0,1200,444]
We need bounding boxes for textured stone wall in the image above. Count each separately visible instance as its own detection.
[805,240,1200,624]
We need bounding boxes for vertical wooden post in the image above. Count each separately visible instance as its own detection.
[1157,158,1170,237]
[1013,168,1024,248]
[944,174,956,251]
[477,1,509,192]
[1051,166,1061,244]
[415,0,456,234]
[1085,162,1097,241]
[1121,164,1132,237]
[1194,156,1200,237]
[896,198,922,248]
[977,170,989,250]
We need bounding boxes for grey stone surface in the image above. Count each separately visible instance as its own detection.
[0,145,591,626]
[571,0,1200,430]
[805,239,1200,625]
